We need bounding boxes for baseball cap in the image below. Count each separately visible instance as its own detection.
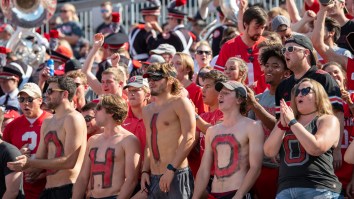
[142,54,166,65]
[215,80,247,98]
[150,44,176,56]
[0,24,14,34]
[19,82,42,98]
[285,34,316,65]
[65,59,82,73]
[123,76,149,89]
[271,15,290,32]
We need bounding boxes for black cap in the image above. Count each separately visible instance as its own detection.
[167,8,187,19]
[141,6,161,16]
[65,59,82,73]
[143,70,177,78]
[104,33,129,50]
[285,34,316,66]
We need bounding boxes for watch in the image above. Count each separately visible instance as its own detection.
[288,119,298,127]
[167,164,177,172]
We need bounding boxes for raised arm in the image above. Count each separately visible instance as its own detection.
[286,0,302,22]
[82,33,105,95]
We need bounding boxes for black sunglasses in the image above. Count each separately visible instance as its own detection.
[147,75,164,82]
[18,97,37,103]
[196,50,211,55]
[84,115,95,122]
[46,88,65,95]
[75,83,81,88]
[295,87,314,97]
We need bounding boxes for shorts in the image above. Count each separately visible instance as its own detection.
[148,167,194,199]
[90,196,118,199]
[39,184,73,199]
[209,190,252,199]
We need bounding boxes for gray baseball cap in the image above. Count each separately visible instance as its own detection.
[215,81,247,98]
[271,15,290,32]
[150,44,176,55]
[123,76,149,89]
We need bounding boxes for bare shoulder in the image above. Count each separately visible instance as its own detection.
[317,114,339,126]
[42,115,54,126]
[243,117,263,135]
[206,123,222,137]
[120,130,140,148]
[143,102,155,115]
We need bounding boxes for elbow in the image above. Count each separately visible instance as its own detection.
[344,151,354,164]
[306,147,327,157]
[263,145,278,159]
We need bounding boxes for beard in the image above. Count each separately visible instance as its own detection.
[46,99,60,110]
[250,34,261,41]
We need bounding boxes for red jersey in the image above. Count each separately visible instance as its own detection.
[335,93,354,189]
[215,35,267,94]
[3,111,52,199]
[186,82,207,114]
[122,107,146,160]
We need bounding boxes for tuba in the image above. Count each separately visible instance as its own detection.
[1,0,57,68]
[219,0,239,24]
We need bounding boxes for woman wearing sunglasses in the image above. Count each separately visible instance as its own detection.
[194,41,213,78]
[264,78,342,198]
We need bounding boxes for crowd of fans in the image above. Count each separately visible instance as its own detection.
[0,0,353,198]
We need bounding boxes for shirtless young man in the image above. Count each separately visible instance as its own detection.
[8,76,87,199]
[72,94,140,199]
[193,81,264,199]
[141,63,196,198]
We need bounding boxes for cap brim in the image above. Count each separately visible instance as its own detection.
[215,82,232,92]
[143,72,164,78]
[150,49,165,54]
[123,83,144,89]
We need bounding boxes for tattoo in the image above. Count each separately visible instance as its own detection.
[151,113,160,162]
[89,147,115,189]
[44,131,64,175]
[211,134,240,179]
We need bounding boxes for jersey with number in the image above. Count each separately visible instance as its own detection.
[215,35,267,94]
[275,66,343,119]
[3,111,51,199]
[335,92,354,190]
[278,116,342,194]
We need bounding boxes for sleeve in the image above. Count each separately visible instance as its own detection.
[215,42,229,71]
[323,73,344,112]
[2,144,21,176]
[71,22,83,37]
[2,123,12,143]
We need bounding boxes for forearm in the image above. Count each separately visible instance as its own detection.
[345,141,354,164]
[142,147,151,172]
[196,117,212,134]
[72,176,89,199]
[291,19,312,33]
[2,190,19,199]
[235,166,261,198]
[252,103,277,130]
[334,110,344,150]
[286,0,302,22]
[61,35,79,45]
[118,177,138,199]
[192,170,210,199]
[30,150,80,170]
[171,135,196,168]
[264,126,284,157]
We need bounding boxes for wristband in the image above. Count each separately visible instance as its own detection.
[277,122,290,131]
[195,114,200,119]
[288,119,298,127]
[167,164,177,172]
[141,171,150,175]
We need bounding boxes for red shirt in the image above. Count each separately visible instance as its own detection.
[215,35,267,94]
[186,82,207,114]
[305,0,320,13]
[3,111,51,199]
[335,93,354,189]
[122,107,146,160]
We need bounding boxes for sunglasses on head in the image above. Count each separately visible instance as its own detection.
[84,115,95,122]
[46,88,65,95]
[196,50,211,55]
[18,97,37,103]
[147,75,164,82]
[295,87,314,97]
[281,46,306,55]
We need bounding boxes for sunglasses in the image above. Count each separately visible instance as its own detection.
[295,87,314,97]
[84,115,95,122]
[101,9,109,13]
[18,97,37,103]
[75,83,81,88]
[196,50,211,55]
[46,88,65,95]
[281,46,306,55]
[60,10,69,13]
[147,75,164,82]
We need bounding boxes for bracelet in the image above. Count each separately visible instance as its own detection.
[277,122,290,131]
[288,119,298,127]
[141,171,150,175]
[195,114,200,119]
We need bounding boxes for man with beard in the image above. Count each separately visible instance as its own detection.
[8,76,87,199]
[2,83,52,199]
[215,6,268,94]
[140,63,196,198]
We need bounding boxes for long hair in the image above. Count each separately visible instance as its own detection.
[175,52,194,80]
[226,57,248,84]
[290,78,333,119]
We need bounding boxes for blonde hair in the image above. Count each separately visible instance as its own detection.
[226,57,248,84]
[66,71,88,85]
[175,52,194,80]
[62,3,79,22]
[291,78,333,119]
[195,40,212,51]
[99,94,128,124]
[146,63,181,95]
[102,67,125,83]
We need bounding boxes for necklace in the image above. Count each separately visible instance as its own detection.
[300,110,318,116]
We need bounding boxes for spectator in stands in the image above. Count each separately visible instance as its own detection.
[172,52,206,114]
[81,102,103,140]
[150,44,176,63]
[223,57,248,85]
[96,1,127,36]
[66,70,88,111]
[265,78,342,198]
[57,3,84,58]
[194,41,212,76]
[195,66,212,87]
[0,24,14,46]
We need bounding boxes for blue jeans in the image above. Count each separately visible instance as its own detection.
[276,188,343,199]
